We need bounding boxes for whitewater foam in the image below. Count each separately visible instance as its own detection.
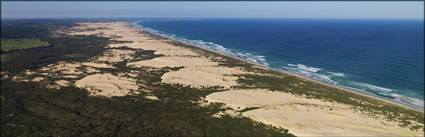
[283,64,338,85]
[327,71,345,77]
[350,82,424,108]
[390,93,424,108]
[352,82,393,93]
[134,23,269,67]
[288,64,321,72]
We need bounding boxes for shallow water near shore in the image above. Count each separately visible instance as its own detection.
[135,18,424,109]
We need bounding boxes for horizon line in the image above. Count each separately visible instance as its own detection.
[2,16,424,20]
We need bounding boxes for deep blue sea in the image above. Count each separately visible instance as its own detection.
[134,18,424,109]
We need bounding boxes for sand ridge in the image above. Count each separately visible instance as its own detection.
[127,56,217,68]
[161,66,244,88]
[75,73,139,97]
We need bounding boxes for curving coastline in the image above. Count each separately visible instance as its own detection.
[16,21,419,136]
[130,21,423,112]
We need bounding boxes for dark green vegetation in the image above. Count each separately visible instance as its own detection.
[1,20,294,137]
[1,76,292,137]
[157,31,425,132]
[1,38,49,52]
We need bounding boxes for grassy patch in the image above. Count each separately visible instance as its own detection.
[1,38,50,52]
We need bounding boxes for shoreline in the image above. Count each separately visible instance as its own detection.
[129,21,423,112]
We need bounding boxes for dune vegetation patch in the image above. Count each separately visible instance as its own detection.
[1,38,49,52]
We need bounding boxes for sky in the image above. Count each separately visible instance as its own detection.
[1,2,424,19]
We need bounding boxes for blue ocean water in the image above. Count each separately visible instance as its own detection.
[134,18,424,109]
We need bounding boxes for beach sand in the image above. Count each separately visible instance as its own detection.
[13,21,423,136]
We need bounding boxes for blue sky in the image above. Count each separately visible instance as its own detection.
[1,2,423,19]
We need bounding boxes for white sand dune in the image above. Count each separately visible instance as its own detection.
[161,66,242,88]
[75,73,139,97]
[206,89,423,136]
[127,56,217,68]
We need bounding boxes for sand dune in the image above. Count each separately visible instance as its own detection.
[161,66,242,88]
[127,56,217,68]
[75,73,139,97]
[206,89,423,136]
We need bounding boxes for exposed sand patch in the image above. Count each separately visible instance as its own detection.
[1,72,9,80]
[46,84,60,89]
[24,70,36,75]
[40,62,82,75]
[68,22,123,37]
[154,47,199,56]
[127,56,217,68]
[183,66,246,75]
[95,49,135,63]
[205,89,423,136]
[84,67,99,73]
[12,76,29,82]
[74,73,139,97]
[81,62,114,68]
[55,80,71,87]
[31,77,45,82]
[212,110,241,118]
[144,95,159,101]
[39,73,49,76]
[244,105,421,136]
[161,67,242,88]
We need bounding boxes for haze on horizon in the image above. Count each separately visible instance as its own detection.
[1,1,424,20]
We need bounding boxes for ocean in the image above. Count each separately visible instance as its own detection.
[134,18,424,109]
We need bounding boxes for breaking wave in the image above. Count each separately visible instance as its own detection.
[327,71,345,77]
[351,82,393,93]
[132,22,269,66]
[283,63,423,109]
[283,63,342,85]
[350,82,423,108]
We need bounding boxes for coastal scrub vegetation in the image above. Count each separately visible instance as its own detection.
[1,79,294,137]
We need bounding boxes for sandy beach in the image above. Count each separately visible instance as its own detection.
[12,21,424,136]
